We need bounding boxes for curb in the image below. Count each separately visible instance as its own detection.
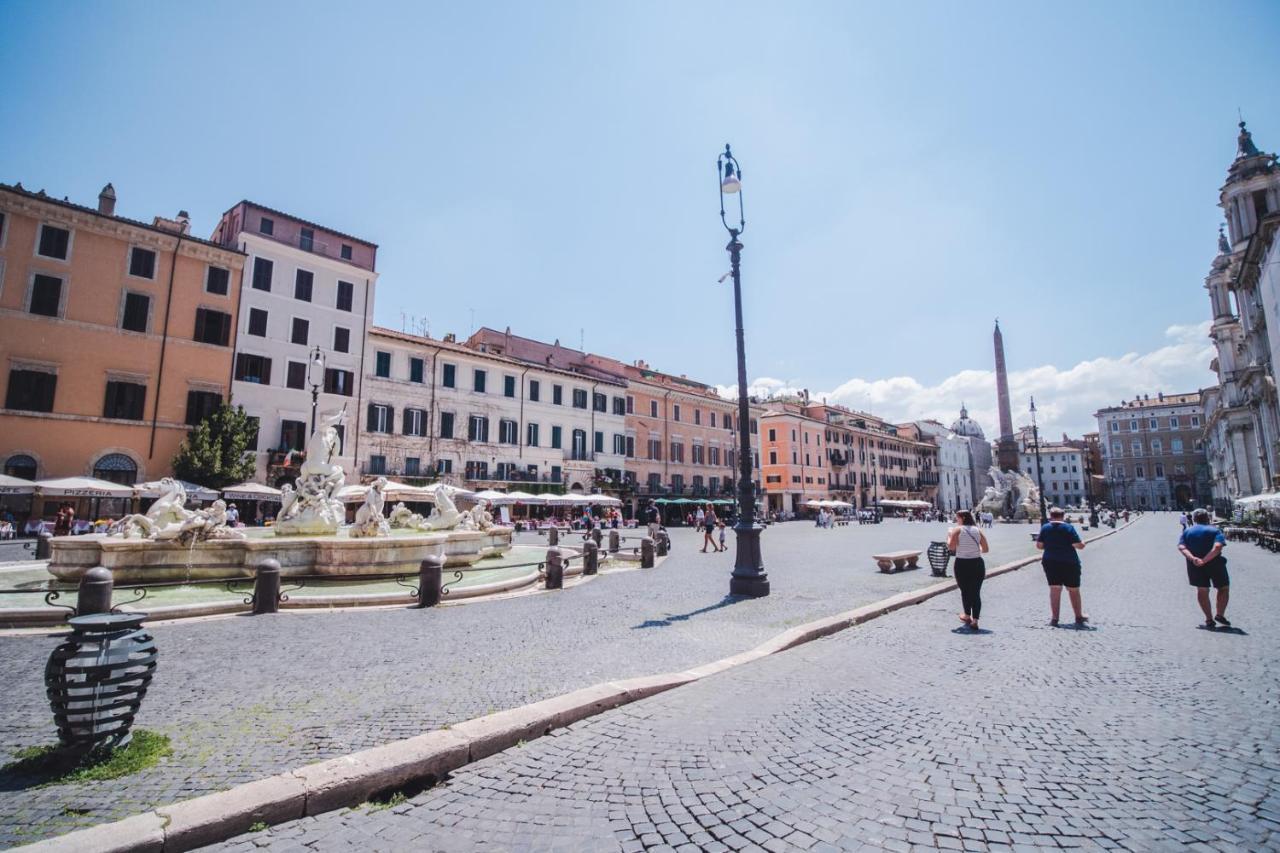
[17,521,1130,852]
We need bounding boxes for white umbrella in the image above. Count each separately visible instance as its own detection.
[0,474,36,495]
[418,482,476,502]
[34,476,134,498]
[337,480,433,503]
[544,493,581,506]
[587,494,622,506]
[505,490,544,504]
[336,484,367,503]
[135,479,219,501]
[472,489,515,504]
[804,499,823,508]
[222,482,283,502]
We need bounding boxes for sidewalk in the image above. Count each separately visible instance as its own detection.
[213,515,1280,852]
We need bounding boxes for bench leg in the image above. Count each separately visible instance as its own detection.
[877,559,892,572]
[906,555,919,569]
[893,559,907,571]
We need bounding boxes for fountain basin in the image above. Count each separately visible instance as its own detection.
[47,526,514,583]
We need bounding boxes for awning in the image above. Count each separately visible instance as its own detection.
[878,498,932,509]
[135,479,220,501]
[0,474,37,495]
[221,482,283,502]
[505,490,545,504]
[336,480,434,503]
[472,489,516,504]
[34,476,135,498]
[1234,493,1280,510]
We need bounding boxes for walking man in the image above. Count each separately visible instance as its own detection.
[1177,508,1230,629]
[1037,506,1088,627]
[645,502,661,542]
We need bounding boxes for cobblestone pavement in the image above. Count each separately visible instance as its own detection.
[0,519,1039,846]
[209,515,1280,852]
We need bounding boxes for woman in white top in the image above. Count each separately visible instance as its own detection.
[947,509,990,631]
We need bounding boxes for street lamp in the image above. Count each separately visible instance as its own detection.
[871,452,879,520]
[718,143,768,598]
[307,345,326,435]
[1029,396,1048,520]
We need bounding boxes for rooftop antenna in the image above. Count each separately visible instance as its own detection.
[400,309,407,332]
[580,327,584,352]
[469,308,475,336]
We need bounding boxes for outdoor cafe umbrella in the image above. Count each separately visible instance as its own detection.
[0,474,36,495]
[585,494,622,506]
[135,479,219,502]
[221,482,283,502]
[504,490,544,504]
[337,480,434,503]
[472,489,516,504]
[34,476,135,498]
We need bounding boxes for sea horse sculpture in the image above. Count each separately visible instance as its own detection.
[349,477,390,538]
[274,409,348,535]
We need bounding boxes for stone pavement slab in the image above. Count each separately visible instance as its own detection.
[209,516,1280,852]
[0,519,1035,846]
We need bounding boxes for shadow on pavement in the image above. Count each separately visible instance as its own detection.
[950,627,995,635]
[632,594,746,629]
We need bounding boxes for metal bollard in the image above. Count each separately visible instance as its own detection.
[252,559,281,615]
[640,537,655,569]
[545,547,564,589]
[608,529,620,553]
[548,527,559,546]
[418,555,443,608]
[591,528,603,548]
[656,533,669,557]
[76,567,114,616]
[583,540,599,575]
[36,533,52,561]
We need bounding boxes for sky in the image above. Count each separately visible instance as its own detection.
[2,1,1277,438]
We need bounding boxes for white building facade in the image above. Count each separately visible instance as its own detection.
[1018,441,1087,508]
[915,420,973,513]
[359,328,627,492]
[211,202,377,484]
[948,406,993,507]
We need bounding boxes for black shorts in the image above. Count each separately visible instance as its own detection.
[1042,559,1081,588]
[1187,558,1229,589]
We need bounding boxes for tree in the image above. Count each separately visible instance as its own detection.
[171,403,258,488]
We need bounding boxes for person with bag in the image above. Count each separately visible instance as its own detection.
[1038,506,1088,626]
[947,510,989,630]
[1177,508,1230,629]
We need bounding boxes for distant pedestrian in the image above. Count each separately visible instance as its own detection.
[695,505,706,529]
[1178,508,1230,630]
[1037,506,1088,627]
[1179,512,1189,531]
[947,510,989,631]
[717,519,727,551]
[701,506,721,552]
[646,503,661,541]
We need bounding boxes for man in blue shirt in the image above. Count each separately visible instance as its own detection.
[1177,508,1230,629]
[1036,507,1088,627]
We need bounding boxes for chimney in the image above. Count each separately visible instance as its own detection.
[444,332,456,343]
[97,183,116,215]
[176,210,191,234]
[1158,392,1164,402]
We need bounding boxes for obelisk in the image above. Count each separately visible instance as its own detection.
[993,320,1020,472]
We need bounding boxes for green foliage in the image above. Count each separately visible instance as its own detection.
[365,791,407,812]
[248,821,269,833]
[171,403,259,488]
[1,730,173,787]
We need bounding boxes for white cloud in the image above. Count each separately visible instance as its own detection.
[717,321,1216,439]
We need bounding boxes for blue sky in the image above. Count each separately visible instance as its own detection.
[2,1,1277,436]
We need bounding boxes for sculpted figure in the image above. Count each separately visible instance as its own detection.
[274,409,348,535]
[349,477,391,538]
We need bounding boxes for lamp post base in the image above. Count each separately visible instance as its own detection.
[730,522,769,598]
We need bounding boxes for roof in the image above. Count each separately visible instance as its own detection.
[1,182,244,255]
[224,200,378,249]
[1095,393,1204,414]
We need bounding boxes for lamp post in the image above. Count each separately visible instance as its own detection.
[307,345,326,435]
[871,452,879,520]
[718,144,768,598]
[1030,396,1048,520]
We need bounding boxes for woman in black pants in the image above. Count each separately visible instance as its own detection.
[947,510,990,631]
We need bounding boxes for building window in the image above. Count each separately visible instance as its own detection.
[550,465,562,482]
[121,292,150,333]
[769,450,778,465]
[499,418,518,444]
[466,460,489,481]
[286,361,306,390]
[473,369,487,393]
[194,308,232,346]
[572,388,588,409]
[404,456,420,476]
[367,404,393,434]
[529,380,540,402]
[252,257,273,291]
[673,404,681,422]
[439,411,455,438]
[1135,465,1145,479]
[299,227,315,252]
[341,243,353,260]
[234,353,272,385]
[326,326,347,353]
[324,368,354,396]
[102,380,146,420]
[442,363,456,388]
[527,422,540,447]
[436,459,453,475]
[1154,464,1165,478]
[37,224,70,260]
[408,357,424,383]
[337,280,354,311]
[259,217,274,235]
[552,425,563,449]
[626,396,634,415]
[594,431,604,453]
[671,442,684,463]
[185,390,221,425]
[593,392,607,413]
[1129,421,1137,432]
[571,429,587,460]
[1171,438,1183,453]
[648,437,662,460]
[92,453,137,485]
[129,246,156,279]
[291,317,309,345]
[694,409,701,426]
[368,454,386,475]
[375,351,391,378]
[504,375,516,398]
[6,369,57,412]
[4,454,37,480]
[1170,417,1179,429]
[294,269,313,302]
[1191,416,1200,427]
[468,414,489,442]
[613,434,626,455]
[611,396,625,416]
[625,435,635,458]
[206,265,230,295]
[1151,439,1163,453]
[553,384,564,405]
[404,407,427,437]
[29,274,62,317]
[650,400,658,418]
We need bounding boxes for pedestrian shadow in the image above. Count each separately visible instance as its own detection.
[950,627,994,635]
[1052,623,1098,632]
[632,594,746,629]
[1200,624,1248,636]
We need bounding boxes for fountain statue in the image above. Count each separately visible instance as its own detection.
[349,477,390,538]
[273,409,347,535]
[977,466,1042,522]
[387,486,467,532]
[111,478,245,544]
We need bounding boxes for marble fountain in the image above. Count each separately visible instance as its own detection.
[47,411,513,583]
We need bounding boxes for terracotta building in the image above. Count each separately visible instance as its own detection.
[0,182,244,486]
[1095,393,1211,510]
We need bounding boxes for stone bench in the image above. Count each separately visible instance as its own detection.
[873,550,921,573]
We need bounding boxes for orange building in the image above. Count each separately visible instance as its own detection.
[0,182,245,488]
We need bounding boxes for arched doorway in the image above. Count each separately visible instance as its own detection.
[3,454,37,481]
[92,453,138,485]
[1174,484,1192,510]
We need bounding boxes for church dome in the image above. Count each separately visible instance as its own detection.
[950,405,985,439]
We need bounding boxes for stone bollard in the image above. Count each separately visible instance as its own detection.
[252,559,281,615]
[608,529,620,553]
[640,537,655,569]
[35,533,52,561]
[418,555,444,608]
[583,540,599,575]
[76,567,114,617]
[656,533,669,557]
[591,528,603,548]
[548,527,559,546]
[545,547,564,589]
